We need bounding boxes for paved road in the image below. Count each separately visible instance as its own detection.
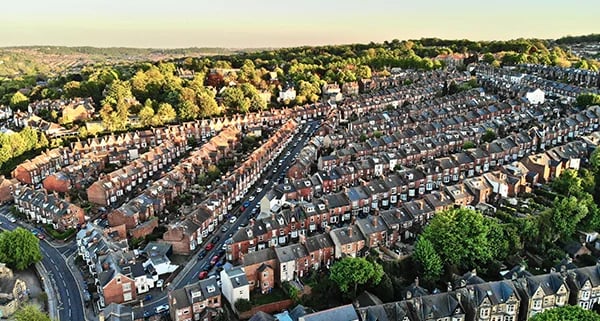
[142,119,322,316]
[0,208,86,321]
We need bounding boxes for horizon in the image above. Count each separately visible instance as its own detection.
[1,0,598,48]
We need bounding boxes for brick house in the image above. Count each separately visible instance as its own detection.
[330,225,366,259]
[241,248,278,294]
[355,215,388,248]
[169,278,222,321]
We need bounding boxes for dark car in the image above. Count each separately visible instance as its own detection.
[143,310,153,318]
[212,235,220,243]
[204,243,214,251]
[197,250,207,259]
[198,271,208,280]
[201,263,211,272]
[217,249,226,257]
[210,255,220,266]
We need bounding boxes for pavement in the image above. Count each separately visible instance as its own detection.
[142,119,321,314]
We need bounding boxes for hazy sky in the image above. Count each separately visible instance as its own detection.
[1,0,598,48]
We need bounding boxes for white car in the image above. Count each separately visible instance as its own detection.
[156,279,164,288]
[256,187,263,193]
[248,196,255,202]
[155,304,169,314]
[229,216,237,224]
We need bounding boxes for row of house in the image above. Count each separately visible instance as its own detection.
[104,126,241,238]
[163,120,299,254]
[13,186,85,231]
[226,138,591,263]
[519,63,600,88]
[357,264,600,321]
[86,137,188,207]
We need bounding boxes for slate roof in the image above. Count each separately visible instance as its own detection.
[301,304,358,321]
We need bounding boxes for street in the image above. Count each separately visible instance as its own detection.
[142,119,321,315]
[0,207,86,321]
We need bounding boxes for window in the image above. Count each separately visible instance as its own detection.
[122,283,131,291]
[239,290,244,295]
[533,299,542,310]
[507,304,515,313]
[263,282,269,287]
[346,244,352,251]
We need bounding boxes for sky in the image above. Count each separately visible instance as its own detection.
[0,0,598,48]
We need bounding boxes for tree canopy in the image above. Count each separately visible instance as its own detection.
[14,305,52,321]
[0,228,42,270]
[329,256,384,298]
[529,305,600,321]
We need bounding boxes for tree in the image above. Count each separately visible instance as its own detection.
[552,169,583,197]
[576,93,600,107]
[156,103,176,124]
[0,227,42,270]
[481,128,497,143]
[420,208,495,270]
[138,105,155,127]
[356,65,372,79]
[222,87,249,113]
[14,304,52,321]
[178,100,200,121]
[413,237,443,282]
[197,90,220,117]
[329,257,383,298]
[10,92,29,110]
[542,196,589,243]
[529,305,600,321]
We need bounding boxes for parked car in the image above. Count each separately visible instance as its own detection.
[218,249,226,257]
[229,216,237,223]
[204,243,214,251]
[221,225,229,233]
[198,271,208,280]
[144,294,153,301]
[213,235,220,243]
[156,279,164,288]
[248,196,255,202]
[155,304,169,314]
[37,233,45,240]
[210,255,220,266]
[256,187,263,193]
[198,250,207,259]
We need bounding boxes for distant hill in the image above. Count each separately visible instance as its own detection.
[0,46,260,77]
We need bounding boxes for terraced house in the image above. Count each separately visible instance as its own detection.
[13,186,85,231]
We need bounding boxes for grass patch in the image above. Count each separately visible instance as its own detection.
[250,287,289,306]
[43,225,76,240]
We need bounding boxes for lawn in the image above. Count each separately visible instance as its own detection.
[251,287,289,306]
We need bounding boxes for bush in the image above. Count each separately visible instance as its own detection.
[43,225,76,240]
[234,298,252,312]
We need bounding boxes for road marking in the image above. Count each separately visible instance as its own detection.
[68,297,71,306]
[62,280,67,287]
[50,258,56,264]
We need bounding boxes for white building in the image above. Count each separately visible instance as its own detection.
[278,87,296,102]
[525,88,545,105]
[220,266,250,312]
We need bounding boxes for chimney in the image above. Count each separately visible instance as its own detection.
[419,201,424,210]
[395,209,402,219]
[471,269,477,276]
[102,262,109,271]
[447,282,453,292]
[439,192,445,201]
[415,276,419,288]
[372,216,378,227]
[460,184,464,193]
[348,226,353,237]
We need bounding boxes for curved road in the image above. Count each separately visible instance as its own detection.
[143,119,321,315]
[0,210,85,321]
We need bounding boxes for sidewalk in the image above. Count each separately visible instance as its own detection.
[65,254,99,321]
[36,263,58,321]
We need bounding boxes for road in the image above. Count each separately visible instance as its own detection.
[142,119,322,315]
[0,207,86,321]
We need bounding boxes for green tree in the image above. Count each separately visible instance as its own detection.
[576,93,600,107]
[37,132,49,149]
[481,128,497,143]
[197,90,220,117]
[420,208,494,270]
[329,257,384,298]
[356,65,372,79]
[552,169,583,197]
[10,92,29,110]
[178,100,200,121]
[14,304,52,321]
[156,103,176,124]
[529,305,600,321]
[234,298,252,312]
[138,105,155,127]
[413,237,443,282]
[541,196,589,243]
[222,86,249,113]
[0,227,42,270]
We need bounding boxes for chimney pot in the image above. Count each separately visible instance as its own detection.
[348,226,353,237]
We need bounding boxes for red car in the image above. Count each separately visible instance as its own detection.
[198,271,208,280]
[204,243,214,251]
[210,255,220,266]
